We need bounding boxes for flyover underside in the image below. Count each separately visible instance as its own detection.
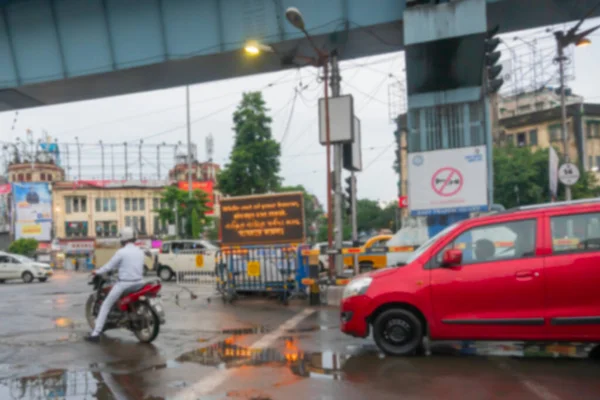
[0,0,597,111]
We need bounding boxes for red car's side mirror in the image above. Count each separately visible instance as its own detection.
[442,249,462,267]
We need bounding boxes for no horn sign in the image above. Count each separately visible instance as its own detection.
[408,146,488,216]
[431,167,463,197]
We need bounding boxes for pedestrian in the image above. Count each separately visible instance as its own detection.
[85,227,144,343]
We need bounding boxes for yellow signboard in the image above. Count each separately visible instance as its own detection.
[195,254,204,268]
[247,261,261,277]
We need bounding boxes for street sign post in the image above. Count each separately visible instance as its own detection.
[558,163,580,186]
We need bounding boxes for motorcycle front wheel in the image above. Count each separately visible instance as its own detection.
[85,293,97,329]
[132,302,160,343]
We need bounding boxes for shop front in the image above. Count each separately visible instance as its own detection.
[58,240,95,271]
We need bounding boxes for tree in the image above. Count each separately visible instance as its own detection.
[356,199,383,232]
[277,185,323,242]
[8,238,38,256]
[154,186,211,238]
[493,145,600,209]
[218,92,282,196]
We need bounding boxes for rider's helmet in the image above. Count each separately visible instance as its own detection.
[119,226,137,245]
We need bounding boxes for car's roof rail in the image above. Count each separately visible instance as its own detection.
[510,197,600,212]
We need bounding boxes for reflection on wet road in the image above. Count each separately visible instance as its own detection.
[0,272,599,399]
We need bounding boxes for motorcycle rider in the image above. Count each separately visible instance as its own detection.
[85,226,144,343]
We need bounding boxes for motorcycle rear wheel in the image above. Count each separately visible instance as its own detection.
[132,302,160,343]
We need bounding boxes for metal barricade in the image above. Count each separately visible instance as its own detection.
[216,245,304,305]
[172,249,220,299]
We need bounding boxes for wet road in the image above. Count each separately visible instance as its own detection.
[0,272,599,399]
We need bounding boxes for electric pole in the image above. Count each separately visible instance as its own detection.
[111,144,115,180]
[156,144,161,180]
[74,137,81,181]
[99,140,105,181]
[186,86,193,198]
[139,139,143,180]
[330,52,344,277]
[124,142,128,180]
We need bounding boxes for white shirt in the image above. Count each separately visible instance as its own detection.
[96,243,144,282]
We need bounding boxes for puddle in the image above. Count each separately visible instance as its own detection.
[220,326,270,336]
[0,369,166,399]
[176,338,351,380]
[54,317,75,329]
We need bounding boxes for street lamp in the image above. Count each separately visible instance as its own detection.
[554,9,600,201]
[285,6,337,278]
[243,40,275,56]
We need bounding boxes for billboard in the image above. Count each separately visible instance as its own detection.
[0,184,10,233]
[408,146,488,216]
[178,181,214,215]
[12,182,53,241]
[219,192,305,246]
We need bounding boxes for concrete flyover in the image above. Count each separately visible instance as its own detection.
[0,0,598,111]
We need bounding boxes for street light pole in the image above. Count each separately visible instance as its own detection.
[285,6,338,278]
[553,9,600,200]
[556,37,571,201]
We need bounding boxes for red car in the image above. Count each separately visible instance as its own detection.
[340,200,600,356]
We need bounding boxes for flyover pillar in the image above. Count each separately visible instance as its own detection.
[403,0,495,221]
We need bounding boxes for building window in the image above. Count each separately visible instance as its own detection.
[48,174,52,181]
[596,156,600,170]
[95,221,118,238]
[506,134,514,145]
[139,216,146,234]
[66,197,87,214]
[153,198,160,211]
[65,221,88,238]
[587,121,600,138]
[154,216,167,235]
[96,197,117,212]
[17,173,23,181]
[125,198,144,212]
[528,129,538,146]
[589,156,594,170]
[517,132,526,147]
[535,102,544,111]
[125,216,132,228]
[548,124,564,142]
[26,173,31,182]
[40,173,46,181]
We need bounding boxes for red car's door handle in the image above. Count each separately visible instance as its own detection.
[516,271,539,280]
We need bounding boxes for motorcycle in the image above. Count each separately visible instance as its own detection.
[85,273,166,343]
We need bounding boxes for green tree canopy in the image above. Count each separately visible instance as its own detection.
[8,238,38,256]
[218,92,281,196]
[154,186,211,238]
[493,145,599,209]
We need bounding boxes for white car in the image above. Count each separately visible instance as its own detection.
[156,240,219,281]
[0,252,53,283]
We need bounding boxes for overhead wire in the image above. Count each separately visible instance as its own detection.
[362,141,396,171]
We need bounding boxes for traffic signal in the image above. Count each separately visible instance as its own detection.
[485,25,504,93]
[344,176,354,217]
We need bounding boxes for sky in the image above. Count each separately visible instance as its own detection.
[1,17,600,208]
